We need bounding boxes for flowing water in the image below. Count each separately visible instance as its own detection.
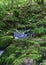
[0,50,4,56]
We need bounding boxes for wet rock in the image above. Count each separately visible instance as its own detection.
[0,50,4,56]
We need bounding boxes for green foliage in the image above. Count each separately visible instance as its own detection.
[0,0,46,65]
[0,6,7,19]
[28,54,42,61]
[5,54,15,65]
[0,36,13,49]
[34,27,45,37]
[0,21,6,29]
[42,60,46,65]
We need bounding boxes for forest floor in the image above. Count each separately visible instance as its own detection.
[0,4,46,65]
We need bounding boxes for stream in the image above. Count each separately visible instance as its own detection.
[0,31,46,65]
[0,50,4,56]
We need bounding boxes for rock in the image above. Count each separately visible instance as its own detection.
[14,32,27,39]
[19,58,35,65]
[0,36,13,50]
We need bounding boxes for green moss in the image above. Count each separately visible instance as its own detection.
[34,27,45,37]
[40,47,46,56]
[41,35,46,40]
[28,54,42,61]
[0,21,6,29]
[5,54,15,65]
[0,2,46,65]
[2,44,16,56]
[0,36,13,49]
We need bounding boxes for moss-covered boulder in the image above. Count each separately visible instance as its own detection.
[2,44,16,57]
[34,27,45,37]
[0,21,6,29]
[5,54,15,65]
[0,36,13,49]
[40,47,46,57]
[28,54,42,61]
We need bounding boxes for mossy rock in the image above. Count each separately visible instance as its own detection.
[1,44,23,58]
[13,39,35,48]
[40,41,46,46]
[0,57,6,65]
[0,21,6,29]
[2,44,17,57]
[34,27,45,37]
[0,44,16,64]
[23,46,40,55]
[31,38,46,46]
[6,30,14,36]
[0,30,4,34]
[28,54,42,61]
[36,19,46,28]
[5,54,15,65]
[0,36,13,49]
[40,47,46,57]
[41,35,46,41]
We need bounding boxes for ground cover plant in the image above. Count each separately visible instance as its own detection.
[0,0,46,65]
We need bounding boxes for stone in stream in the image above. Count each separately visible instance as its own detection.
[14,32,27,39]
[14,30,34,39]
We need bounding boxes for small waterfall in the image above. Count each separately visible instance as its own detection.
[0,50,4,56]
